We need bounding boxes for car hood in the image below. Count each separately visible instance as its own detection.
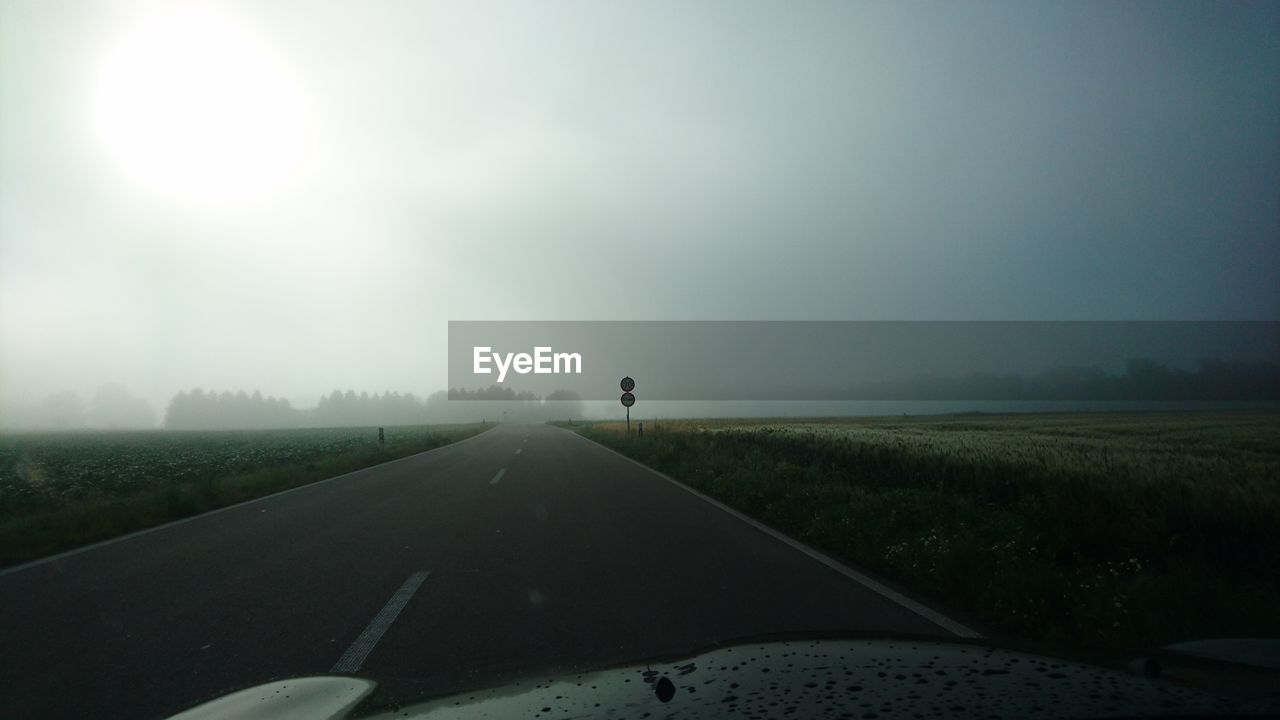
[170,638,1280,719]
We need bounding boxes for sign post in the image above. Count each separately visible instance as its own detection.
[620,376,636,434]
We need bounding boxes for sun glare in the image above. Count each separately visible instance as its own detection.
[90,6,311,206]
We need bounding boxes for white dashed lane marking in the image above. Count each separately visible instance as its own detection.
[331,571,429,673]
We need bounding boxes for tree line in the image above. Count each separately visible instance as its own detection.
[164,389,300,430]
[833,357,1280,401]
[0,384,157,430]
[161,387,585,429]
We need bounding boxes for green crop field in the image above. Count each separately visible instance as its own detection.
[572,411,1280,658]
[0,423,487,566]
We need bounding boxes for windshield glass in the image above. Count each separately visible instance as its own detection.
[1,2,1277,719]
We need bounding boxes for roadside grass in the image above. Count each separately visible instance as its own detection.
[0,423,487,567]
[567,412,1280,656]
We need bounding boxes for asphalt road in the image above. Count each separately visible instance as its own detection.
[0,424,976,719]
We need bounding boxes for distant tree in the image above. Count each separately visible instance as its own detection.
[1027,366,1110,400]
[1123,357,1176,400]
[39,391,88,428]
[89,384,156,428]
[544,390,584,420]
[165,389,199,429]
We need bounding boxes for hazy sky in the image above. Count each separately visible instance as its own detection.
[1,0,1277,412]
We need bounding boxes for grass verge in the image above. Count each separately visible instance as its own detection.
[0,423,487,567]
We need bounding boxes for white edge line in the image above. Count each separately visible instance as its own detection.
[559,426,984,639]
[331,570,430,673]
[490,468,506,485]
[0,427,497,578]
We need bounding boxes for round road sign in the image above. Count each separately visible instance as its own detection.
[620,376,635,392]
[620,392,636,408]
